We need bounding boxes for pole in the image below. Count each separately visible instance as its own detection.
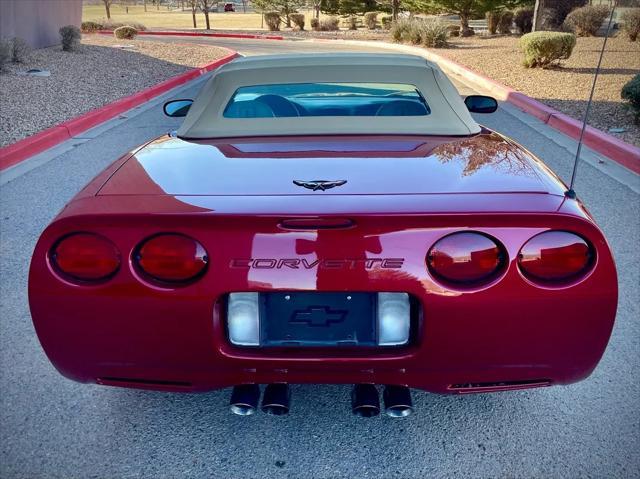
[565,3,616,198]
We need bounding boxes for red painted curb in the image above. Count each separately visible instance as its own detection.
[97,30,284,41]
[0,51,239,172]
[424,50,640,173]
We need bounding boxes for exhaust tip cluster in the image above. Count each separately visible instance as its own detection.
[230,383,413,418]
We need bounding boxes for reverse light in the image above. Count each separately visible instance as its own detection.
[377,293,411,346]
[427,232,505,284]
[51,233,120,282]
[518,231,594,282]
[135,233,208,283]
[228,293,260,346]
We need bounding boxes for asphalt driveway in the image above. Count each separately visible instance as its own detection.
[0,37,638,478]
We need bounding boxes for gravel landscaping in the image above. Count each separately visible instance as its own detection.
[434,35,640,147]
[0,36,229,147]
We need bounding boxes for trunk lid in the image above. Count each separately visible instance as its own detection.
[97,133,566,197]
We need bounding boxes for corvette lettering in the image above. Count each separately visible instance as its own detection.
[229,258,404,269]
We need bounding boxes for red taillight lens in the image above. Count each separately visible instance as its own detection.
[427,232,504,284]
[518,231,593,282]
[51,233,120,281]
[135,233,208,283]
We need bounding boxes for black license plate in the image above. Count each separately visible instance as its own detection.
[261,292,376,347]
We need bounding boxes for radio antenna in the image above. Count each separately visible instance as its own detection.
[565,2,617,199]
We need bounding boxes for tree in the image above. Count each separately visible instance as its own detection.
[424,0,533,31]
[199,0,215,29]
[187,0,198,27]
[101,0,113,19]
[271,0,306,26]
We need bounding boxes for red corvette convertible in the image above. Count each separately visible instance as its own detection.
[29,54,617,417]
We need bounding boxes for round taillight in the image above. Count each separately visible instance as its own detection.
[518,231,593,282]
[51,233,120,281]
[135,233,208,283]
[427,232,505,284]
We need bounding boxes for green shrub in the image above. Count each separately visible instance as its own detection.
[406,19,424,44]
[381,16,392,30]
[81,21,103,33]
[113,26,138,39]
[486,11,500,35]
[421,19,448,48]
[621,8,640,41]
[520,31,576,68]
[59,25,81,51]
[310,17,320,30]
[0,39,11,72]
[621,74,640,122]
[10,37,30,63]
[563,5,609,36]
[319,17,339,31]
[498,11,513,34]
[346,16,358,30]
[364,12,377,30]
[514,7,533,34]
[264,11,281,31]
[290,13,305,30]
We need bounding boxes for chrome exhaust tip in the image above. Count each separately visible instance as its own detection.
[383,385,413,418]
[351,384,380,417]
[261,383,291,415]
[229,384,260,416]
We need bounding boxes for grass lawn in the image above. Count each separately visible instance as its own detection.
[83,4,323,30]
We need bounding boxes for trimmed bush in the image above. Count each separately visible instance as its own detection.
[290,13,305,30]
[498,11,513,34]
[59,25,81,51]
[102,20,147,31]
[520,31,576,68]
[563,5,609,36]
[381,16,392,30]
[486,11,500,35]
[10,37,30,63]
[514,7,533,34]
[0,39,11,72]
[81,21,103,33]
[346,16,358,30]
[621,8,640,42]
[364,12,378,30]
[310,17,320,31]
[113,26,138,39]
[319,17,339,31]
[621,74,640,122]
[264,11,281,31]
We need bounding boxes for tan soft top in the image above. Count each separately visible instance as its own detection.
[177,53,481,138]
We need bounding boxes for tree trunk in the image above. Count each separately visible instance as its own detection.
[459,13,469,30]
[392,0,400,20]
[104,1,111,19]
[532,0,544,32]
[144,0,147,12]
[204,11,211,29]
[192,9,197,27]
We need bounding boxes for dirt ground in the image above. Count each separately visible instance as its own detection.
[0,36,228,147]
[435,34,640,147]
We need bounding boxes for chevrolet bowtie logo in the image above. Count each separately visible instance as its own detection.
[290,306,347,327]
[293,180,347,191]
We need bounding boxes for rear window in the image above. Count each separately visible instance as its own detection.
[223,82,431,118]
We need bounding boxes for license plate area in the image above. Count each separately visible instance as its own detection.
[261,292,376,347]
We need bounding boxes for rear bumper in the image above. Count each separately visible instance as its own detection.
[28,211,618,394]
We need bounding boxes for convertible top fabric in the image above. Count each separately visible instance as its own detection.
[177,54,481,138]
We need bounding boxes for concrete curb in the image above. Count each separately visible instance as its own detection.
[0,50,239,172]
[97,30,285,40]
